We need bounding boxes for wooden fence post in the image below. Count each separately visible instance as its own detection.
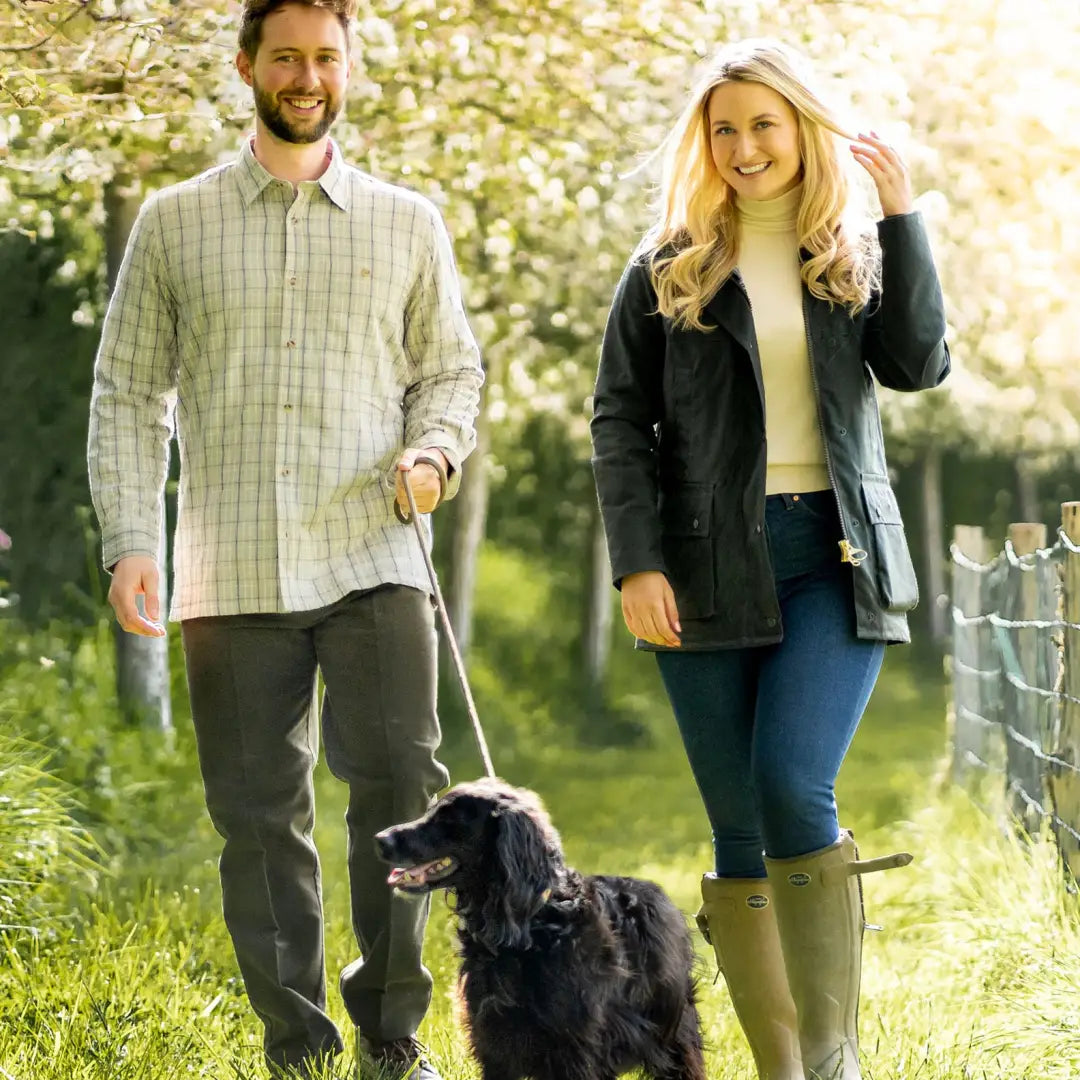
[1004,523,1047,832]
[951,525,991,782]
[921,446,948,645]
[1049,503,1080,880]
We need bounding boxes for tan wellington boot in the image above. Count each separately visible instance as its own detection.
[697,875,803,1080]
[765,831,912,1080]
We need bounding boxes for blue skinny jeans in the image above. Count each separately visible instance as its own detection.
[656,490,885,878]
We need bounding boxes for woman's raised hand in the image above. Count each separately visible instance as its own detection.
[850,131,914,218]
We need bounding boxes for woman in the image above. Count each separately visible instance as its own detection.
[590,39,948,1080]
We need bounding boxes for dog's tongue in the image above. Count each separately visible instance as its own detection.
[387,861,442,888]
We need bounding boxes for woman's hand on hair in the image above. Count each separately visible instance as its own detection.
[850,131,914,218]
[620,571,682,648]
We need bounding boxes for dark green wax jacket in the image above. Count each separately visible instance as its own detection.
[590,212,950,648]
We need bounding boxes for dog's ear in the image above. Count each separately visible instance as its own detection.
[476,805,558,952]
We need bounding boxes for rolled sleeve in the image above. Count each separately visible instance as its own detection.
[402,202,484,499]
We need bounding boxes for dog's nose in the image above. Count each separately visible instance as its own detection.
[374,828,395,861]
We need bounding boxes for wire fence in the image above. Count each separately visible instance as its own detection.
[949,505,1080,884]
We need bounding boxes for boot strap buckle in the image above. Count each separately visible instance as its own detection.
[823,850,913,885]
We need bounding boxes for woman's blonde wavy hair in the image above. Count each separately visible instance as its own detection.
[639,39,880,330]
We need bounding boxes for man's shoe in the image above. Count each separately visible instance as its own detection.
[355,1033,440,1080]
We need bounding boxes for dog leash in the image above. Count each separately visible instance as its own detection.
[397,455,497,780]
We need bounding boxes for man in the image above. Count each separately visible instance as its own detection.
[87,2,483,1077]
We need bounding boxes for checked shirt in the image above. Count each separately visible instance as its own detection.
[89,139,483,620]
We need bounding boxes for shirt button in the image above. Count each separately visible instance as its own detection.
[288,277,297,286]
[283,403,293,411]
[360,268,371,278]
[285,340,296,348]
[281,468,290,476]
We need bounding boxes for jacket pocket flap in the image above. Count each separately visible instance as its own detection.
[861,475,903,525]
[659,483,713,537]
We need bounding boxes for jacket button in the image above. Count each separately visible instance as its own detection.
[839,427,847,436]
[692,518,699,529]
[852,520,861,529]
[755,524,763,534]
[766,616,777,627]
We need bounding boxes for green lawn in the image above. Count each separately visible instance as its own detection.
[3,648,1080,1079]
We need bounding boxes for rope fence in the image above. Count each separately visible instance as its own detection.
[948,503,1080,882]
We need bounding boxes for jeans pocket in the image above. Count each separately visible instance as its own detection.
[794,491,839,527]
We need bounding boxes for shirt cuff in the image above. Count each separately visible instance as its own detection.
[101,528,160,572]
[418,439,464,500]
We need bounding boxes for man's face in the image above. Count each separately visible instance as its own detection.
[237,3,351,145]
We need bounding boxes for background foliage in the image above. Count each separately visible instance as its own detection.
[3,2,1080,1076]
[3,0,1080,631]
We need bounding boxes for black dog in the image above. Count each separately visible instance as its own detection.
[375,778,707,1080]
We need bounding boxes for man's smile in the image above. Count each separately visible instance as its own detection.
[282,96,323,114]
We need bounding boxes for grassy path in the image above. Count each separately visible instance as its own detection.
[3,654,1079,1078]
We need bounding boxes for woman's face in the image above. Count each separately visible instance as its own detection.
[707,81,802,200]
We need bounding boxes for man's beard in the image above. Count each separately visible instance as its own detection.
[253,80,341,144]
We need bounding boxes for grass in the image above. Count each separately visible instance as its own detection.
[2,632,1080,1079]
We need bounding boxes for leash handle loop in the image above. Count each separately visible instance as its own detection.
[394,453,448,524]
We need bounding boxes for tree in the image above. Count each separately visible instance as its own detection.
[7,0,1075,722]
[2,0,241,726]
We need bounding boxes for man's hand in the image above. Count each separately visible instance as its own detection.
[109,555,167,637]
[395,447,449,517]
[620,570,681,647]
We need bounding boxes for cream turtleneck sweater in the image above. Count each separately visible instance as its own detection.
[735,184,830,495]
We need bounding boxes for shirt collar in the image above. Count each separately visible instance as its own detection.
[235,136,351,211]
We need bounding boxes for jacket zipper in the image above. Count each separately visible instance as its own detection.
[801,295,867,566]
[735,273,865,567]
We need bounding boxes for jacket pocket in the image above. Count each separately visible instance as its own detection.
[860,474,918,612]
[658,482,716,621]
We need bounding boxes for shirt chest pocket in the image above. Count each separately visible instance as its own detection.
[176,271,260,352]
[308,264,375,338]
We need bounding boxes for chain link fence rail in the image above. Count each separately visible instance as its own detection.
[949,503,1080,882]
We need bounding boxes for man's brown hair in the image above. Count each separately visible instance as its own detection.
[238,0,357,58]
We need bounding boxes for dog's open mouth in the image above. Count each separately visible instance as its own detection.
[387,856,457,891]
